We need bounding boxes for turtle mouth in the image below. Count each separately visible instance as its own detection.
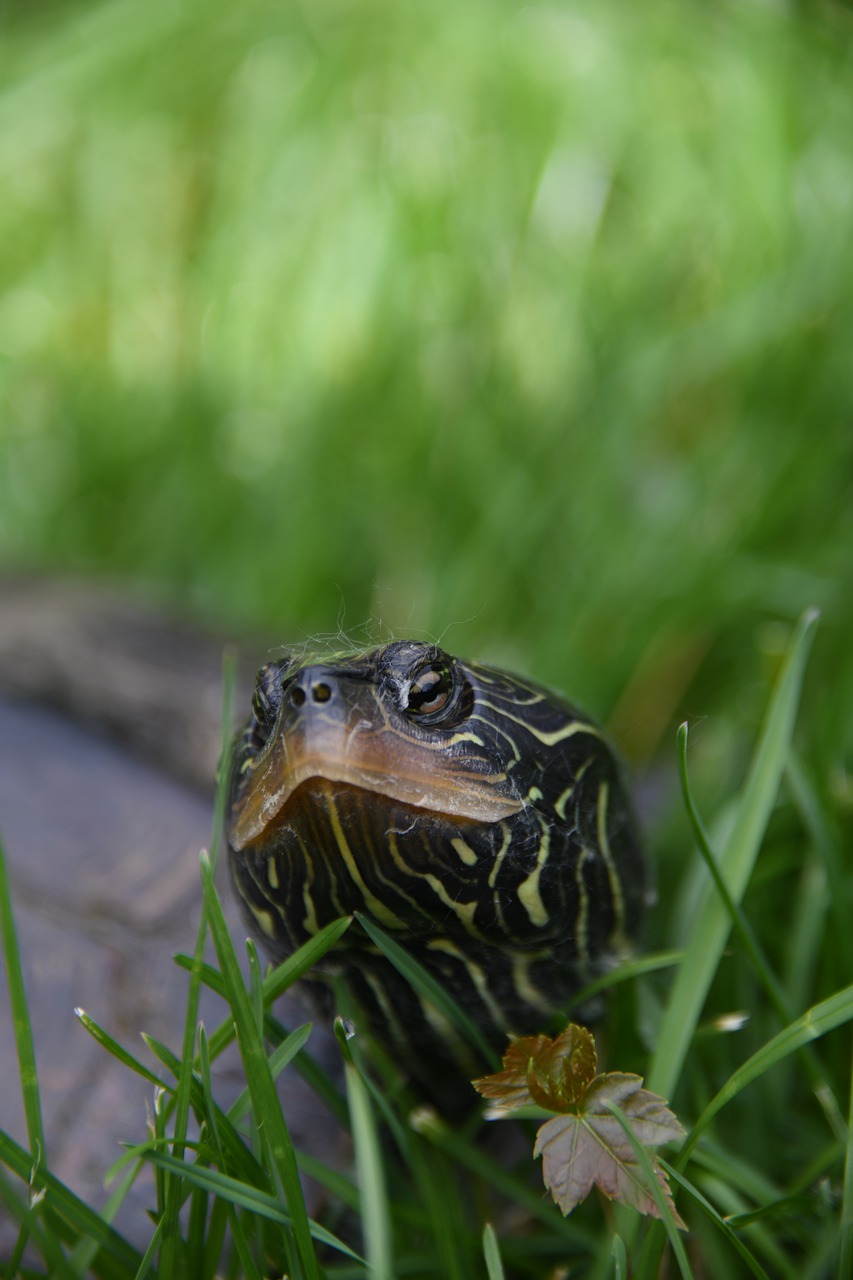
[229,728,523,851]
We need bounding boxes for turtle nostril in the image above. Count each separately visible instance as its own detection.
[290,672,334,707]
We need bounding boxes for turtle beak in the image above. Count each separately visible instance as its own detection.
[229,664,522,851]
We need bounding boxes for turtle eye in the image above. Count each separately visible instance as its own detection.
[248,660,289,750]
[252,674,278,730]
[405,663,454,719]
[251,686,268,723]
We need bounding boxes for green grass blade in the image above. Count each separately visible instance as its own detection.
[200,850,321,1279]
[483,1223,506,1280]
[0,838,46,1162]
[159,652,236,1277]
[676,723,791,1025]
[0,1127,141,1278]
[260,914,353,1002]
[603,1100,693,1280]
[676,723,844,1139]
[197,1025,223,1158]
[171,952,349,1123]
[681,1171,798,1280]
[185,1182,209,1280]
[565,950,685,1014]
[140,1149,365,1262]
[725,1189,824,1229]
[0,1172,32,1280]
[781,841,830,1025]
[68,1159,148,1278]
[294,1150,360,1212]
[786,752,853,994]
[180,913,352,1059]
[81,1006,313,1272]
[0,843,102,1274]
[75,1009,165,1088]
[223,1215,266,1280]
[407,1139,478,1280]
[208,648,238,876]
[682,1138,812,1277]
[133,1217,165,1280]
[411,1110,595,1246]
[335,1018,394,1280]
[332,977,414,1162]
[153,1084,169,1228]
[355,912,499,1068]
[201,1197,229,1280]
[662,1162,770,1280]
[610,1234,628,1280]
[247,936,264,1030]
[0,1167,84,1280]
[689,1139,784,1208]
[198,1026,266,1280]
[648,608,819,1100]
[262,1008,350,1127]
[227,1023,313,1125]
[683,982,853,1162]
[842,1049,853,1278]
[140,1030,289,1191]
[138,1034,183,1085]
[0,1191,34,1279]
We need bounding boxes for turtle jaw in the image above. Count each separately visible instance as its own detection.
[228,721,523,853]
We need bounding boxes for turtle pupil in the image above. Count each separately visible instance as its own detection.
[407,665,451,716]
[252,686,275,728]
[249,662,289,748]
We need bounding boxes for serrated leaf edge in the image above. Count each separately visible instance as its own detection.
[531,1076,686,1227]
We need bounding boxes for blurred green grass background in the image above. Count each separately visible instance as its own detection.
[1,0,851,791]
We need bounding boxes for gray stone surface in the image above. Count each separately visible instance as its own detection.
[0,576,263,787]
[0,697,343,1255]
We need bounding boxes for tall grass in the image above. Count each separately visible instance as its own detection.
[1,0,851,739]
[1,0,851,1273]
[2,608,852,1276]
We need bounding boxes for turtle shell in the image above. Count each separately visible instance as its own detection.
[226,641,645,1098]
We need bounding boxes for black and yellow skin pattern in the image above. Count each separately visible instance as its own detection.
[227,641,645,1099]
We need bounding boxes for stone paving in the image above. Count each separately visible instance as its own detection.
[0,586,344,1256]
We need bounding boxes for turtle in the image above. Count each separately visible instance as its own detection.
[226,640,646,1103]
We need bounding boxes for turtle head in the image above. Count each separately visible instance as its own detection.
[227,641,525,854]
[225,638,645,1090]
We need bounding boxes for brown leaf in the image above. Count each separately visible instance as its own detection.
[472,1026,597,1112]
[532,1072,687,1226]
[525,1024,598,1112]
